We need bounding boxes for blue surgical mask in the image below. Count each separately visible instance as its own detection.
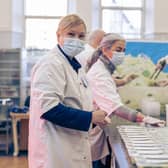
[110,51,125,67]
[61,38,85,59]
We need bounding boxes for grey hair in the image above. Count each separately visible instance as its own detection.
[99,33,125,49]
[86,48,102,72]
[87,29,105,44]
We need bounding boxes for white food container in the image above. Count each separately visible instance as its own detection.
[140,97,160,116]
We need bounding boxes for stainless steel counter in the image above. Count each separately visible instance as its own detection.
[107,126,135,168]
[109,125,168,168]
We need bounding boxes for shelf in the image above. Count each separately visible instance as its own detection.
[0,77,20,80]
[0,68,20,71]
[0,60,19,63]
[0,48,21,53]
[0,96,19,98]
[0,48,25,106]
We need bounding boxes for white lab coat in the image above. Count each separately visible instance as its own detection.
[76,44,95,71]
[87,59,123,161]
[29,45,93,168]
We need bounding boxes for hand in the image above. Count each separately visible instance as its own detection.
[92,110,109,125]
[156,59,166,71]
[123,74,138,84]
[143,116,165,127]
[97,116,112,129]
[104,116,112,124]
[156,80,168,87]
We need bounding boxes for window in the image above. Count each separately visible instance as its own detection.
[101,0,144,39]
[25,0,67,49]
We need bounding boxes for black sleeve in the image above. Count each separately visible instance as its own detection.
[41,103,92,131]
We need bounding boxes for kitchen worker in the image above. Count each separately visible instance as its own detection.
[76,29,105,72]
[86,40,138,87]
[155,55,168,86]
[87,33,165,168]
[156,55,168,70]
[28,14,108,168]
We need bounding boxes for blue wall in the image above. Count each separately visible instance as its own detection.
[126,41,168,72]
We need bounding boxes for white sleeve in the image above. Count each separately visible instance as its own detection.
[88,74,123,116]
[31,61,66,114]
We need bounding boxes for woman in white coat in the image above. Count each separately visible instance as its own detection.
[87,33,165,168]
[28,14,108,168]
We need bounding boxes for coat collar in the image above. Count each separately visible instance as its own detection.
[57,44,81,73]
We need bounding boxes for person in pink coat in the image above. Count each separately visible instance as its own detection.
[87,33,165,168]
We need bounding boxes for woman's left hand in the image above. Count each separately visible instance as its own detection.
[143,116,165,127]
[155,79,168,87]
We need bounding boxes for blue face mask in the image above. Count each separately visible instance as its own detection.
[110,51,125,67]
[62,38,85,59]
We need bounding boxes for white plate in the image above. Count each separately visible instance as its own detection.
[133,147,162,151]
[145,159,168,164]
[137,150,164,155]
[145,154,168,160]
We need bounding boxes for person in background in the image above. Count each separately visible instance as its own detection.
[156,55,168,70]
[155,55,168,86]
[87,33,165,168]
[29,14,108,168]
[76,29,105,71]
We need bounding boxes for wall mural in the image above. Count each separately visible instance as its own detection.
[116,41,168,119]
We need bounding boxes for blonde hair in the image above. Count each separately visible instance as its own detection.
[57,14,87,33]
